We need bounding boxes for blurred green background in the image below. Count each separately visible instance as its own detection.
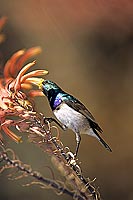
[0,1,133,200]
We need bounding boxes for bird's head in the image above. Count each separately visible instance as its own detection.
[41,80,61,98]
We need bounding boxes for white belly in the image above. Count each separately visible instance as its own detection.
[54,103,89,133]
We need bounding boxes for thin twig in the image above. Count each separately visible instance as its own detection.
[0,151,85,200]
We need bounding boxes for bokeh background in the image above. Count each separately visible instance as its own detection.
[0,0,133,200]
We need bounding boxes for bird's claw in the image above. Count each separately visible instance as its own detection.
[43,117,67,131]
[62,125,67,131]
[74,153,77,158]
[43,117,53,124]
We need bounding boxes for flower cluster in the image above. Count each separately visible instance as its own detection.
[0,45,48,144]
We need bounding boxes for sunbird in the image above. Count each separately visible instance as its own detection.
[41,80,112,156]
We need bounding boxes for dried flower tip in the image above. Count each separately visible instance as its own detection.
[4,49,25,78]
[28,90,44,97]
[14,61,36,92]
[2,126,22,143]
[21,83,33,90]
[21,69,48,83]
[16,47,42,71]
[27,46,42,55]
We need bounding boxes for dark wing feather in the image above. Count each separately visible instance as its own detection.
[63,95,103,133]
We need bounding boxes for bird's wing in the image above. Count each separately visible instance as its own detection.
[63,95,103,133]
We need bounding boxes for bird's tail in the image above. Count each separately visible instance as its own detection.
[88,128,112,152]
[97,132,112,152]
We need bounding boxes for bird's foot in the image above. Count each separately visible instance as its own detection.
[66,151,75,161]
[73,147,78,158]
[74,153,76,157]
[62,124,67,131]
[43,117,67,131]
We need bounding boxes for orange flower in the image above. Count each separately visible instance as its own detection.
[0,47,48,144]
